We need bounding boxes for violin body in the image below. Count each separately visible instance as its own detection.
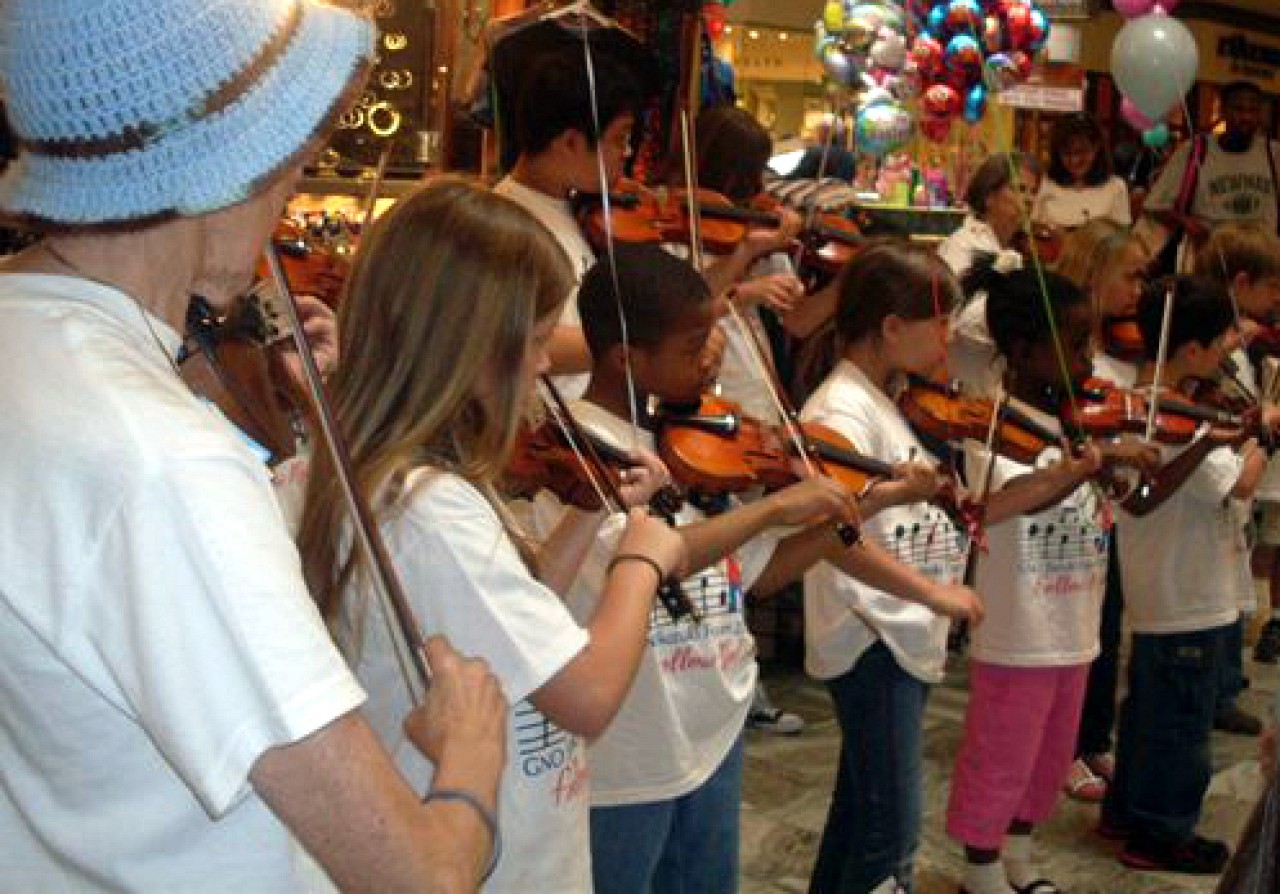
[503,422,618,511]
[179,295,299,466]
[898,378,1057,465]
[652,396,890,496]
[576,178,783,255]
[256,218,354,309]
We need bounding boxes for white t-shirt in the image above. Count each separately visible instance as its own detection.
[963,403,1110,667]
[494,176,595,401]
[937,215,1019,280]
[520,401,768,806]
[1033,177,1131,229]
[1091,351,1139,389]
[717,252,793,423]
[339,470,592,893]
[1117,433,1244,634]
[0,274,365,891]
[1146,137,1279,232]
[801,361,967,682]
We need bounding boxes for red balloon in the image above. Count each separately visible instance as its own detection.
[1003,3,1033,51]
[702,0,726,40]
[910,35,944,78]
[923,82,962,118]
[1008,50,1033,80]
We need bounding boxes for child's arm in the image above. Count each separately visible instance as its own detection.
[535,448,676,595]
[756,526,983,621]
[679,477,859,575]
[699,209,803,296]
[977,445,1102,524]
[1120,428,1259,516]
[532,509,686,739]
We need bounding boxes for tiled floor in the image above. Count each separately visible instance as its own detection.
[741,653,1277,893]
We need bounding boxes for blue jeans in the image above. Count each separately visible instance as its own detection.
[1216,618,1246,712]
[809,642,928,894]
[1103,624,1229,845]
[590,737,744,894]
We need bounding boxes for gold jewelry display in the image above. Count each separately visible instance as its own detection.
[383,32,408,51]
[366,101,402,138]
[338,108,365,130]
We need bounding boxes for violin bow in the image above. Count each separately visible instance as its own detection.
[263,245,433,695]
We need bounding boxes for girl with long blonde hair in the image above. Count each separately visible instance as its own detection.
[297,176,685,893]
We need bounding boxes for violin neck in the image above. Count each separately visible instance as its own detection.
[804,438,894,479]
[696,202,779,229]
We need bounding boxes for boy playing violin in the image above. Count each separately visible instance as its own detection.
[1103,277,1269,874]
[514,243,982,894]
[494,46,642,399]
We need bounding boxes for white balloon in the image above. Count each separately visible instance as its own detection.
[1110,12,1199,121]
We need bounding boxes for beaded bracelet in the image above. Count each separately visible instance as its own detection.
[423,787,501,882]
[606,552,665,584]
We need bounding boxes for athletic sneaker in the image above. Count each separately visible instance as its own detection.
[1120,834,1229,874]
[747,707,805,735]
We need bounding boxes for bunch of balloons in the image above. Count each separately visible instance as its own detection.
[1110,0,1196,149]
[908,0,1051,142]
[816,0,916,155]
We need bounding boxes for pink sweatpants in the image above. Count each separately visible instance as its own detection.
[946,661,1090,850]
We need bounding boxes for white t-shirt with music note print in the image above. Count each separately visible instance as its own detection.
[337,470,592,894]
[1117,435,1244,634]
[801,360,968,683]
[963,402,1110,667]
[517,401,772,807]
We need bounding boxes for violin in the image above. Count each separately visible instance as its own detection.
[503,419,683,516]
[797,211,864,274]
[575,178,787,255]
[178,294,300,466]
[1102,316,1145,363]
[652,395,892,496]
[1062,378,1199,445]
[255,217,355,309]
[898,377,1061,465]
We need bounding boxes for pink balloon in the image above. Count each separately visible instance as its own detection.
[1112,0,1154,17]
[1120,96,1154,131]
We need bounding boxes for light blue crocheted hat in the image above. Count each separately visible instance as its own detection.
[0,0,374,229]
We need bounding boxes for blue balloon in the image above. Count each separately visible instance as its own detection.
[1142,123,1171,148]
[963,83,989,124]
[1111,13,1199,121]
[1027,6,1050,52]
[927,3,949,37]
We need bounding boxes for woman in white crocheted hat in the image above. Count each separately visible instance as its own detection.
[0,0,507,890]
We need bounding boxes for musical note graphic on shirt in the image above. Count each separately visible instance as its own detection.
[878,509,966,578]
[647,565,742,632]
[514,701,569,758]
[1019,506,1108,569]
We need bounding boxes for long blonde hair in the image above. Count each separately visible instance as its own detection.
[297,176,572,622]
[1053,219,1143,328]
[1193,221,1280,285]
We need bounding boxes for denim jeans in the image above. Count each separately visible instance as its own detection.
[809,641,928,894]
[1104,624,1230,845]
[1077,537,1124,757]
[1216,618,1247,712]
[589,737,744,894]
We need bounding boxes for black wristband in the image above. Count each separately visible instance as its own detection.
[606,552,666,585]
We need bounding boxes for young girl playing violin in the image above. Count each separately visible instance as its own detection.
[800,240,979,894]
[1054,219,1149,389]
[945,260,1159,894]
[520,243,980,894]
[295,178,688,893]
